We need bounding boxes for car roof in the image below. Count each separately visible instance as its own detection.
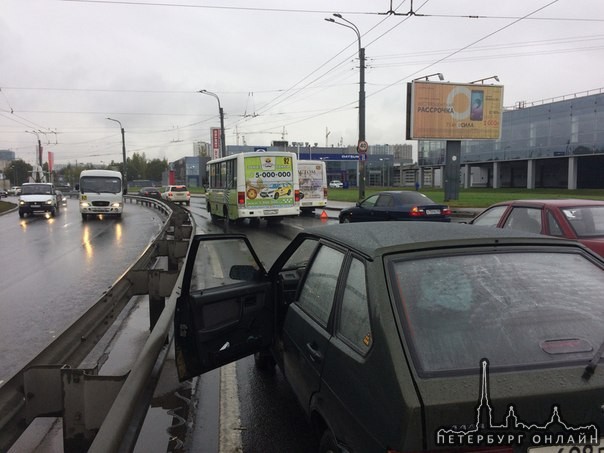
[301,222,587,260]
[490,198,604,208]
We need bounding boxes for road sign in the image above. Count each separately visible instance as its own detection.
[357,140,368,153]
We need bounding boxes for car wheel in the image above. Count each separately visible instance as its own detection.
[50,208,56,218]
[340,216,350,223]
[81,213,88,221]
[319,429,340,453]
[186,201,190,206]
[18,211,24,218]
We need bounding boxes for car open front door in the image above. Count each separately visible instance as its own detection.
[174,234,273,381]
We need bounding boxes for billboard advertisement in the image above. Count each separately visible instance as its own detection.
[211,127,221,159]
[407,81,503,140]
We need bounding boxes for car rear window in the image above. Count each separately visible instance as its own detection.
[389,251,604,376]
[562,206,604,237]
[171,186,187,192]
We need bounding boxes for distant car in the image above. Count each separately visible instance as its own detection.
[8,186,21,196]
[174,222,604,453]
[328,180,344,189]
[0,189,7,198]
[18,183,59,218]
[161,185,190,205]
[339,190,451,223]
[55,190,66,206]
[138,187,162,199]
[470,198,604,257]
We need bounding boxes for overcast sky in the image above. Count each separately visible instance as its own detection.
[2,0,603,166]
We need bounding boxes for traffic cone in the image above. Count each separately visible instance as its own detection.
[320,210,328,221]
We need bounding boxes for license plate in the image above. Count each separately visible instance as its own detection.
[301,202,311,206]
[263,209,278,215]
[31,205,40,208]
[426,209,441,215]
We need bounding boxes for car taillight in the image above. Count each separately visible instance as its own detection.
[295,189,300,202]
[323,188,328,198]
[187,191,190,197]
[410,206,425,217]
[443,206,452,216]
[238,192,245,205]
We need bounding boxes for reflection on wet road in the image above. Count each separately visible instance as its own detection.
[0,198,165,385]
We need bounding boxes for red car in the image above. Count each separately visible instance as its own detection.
[470,198,604,257]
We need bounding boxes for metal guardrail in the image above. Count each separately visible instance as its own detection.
[0,196,194,452]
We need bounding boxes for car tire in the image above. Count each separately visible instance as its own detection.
[81,213,88,221]
[319,429,340,453]
[340,217,350,223]
[18,211,24,218]
[50,208,56,218]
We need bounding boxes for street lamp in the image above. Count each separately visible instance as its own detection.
[199,89,226,158]
[106,118,127,186]
[325,13,366,200]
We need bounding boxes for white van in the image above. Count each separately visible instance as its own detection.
[77,169,124,221]
[298,160,327,214]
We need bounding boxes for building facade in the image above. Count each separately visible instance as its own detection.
[418,88,604,189]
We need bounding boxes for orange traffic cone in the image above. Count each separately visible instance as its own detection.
[320,210,328,222]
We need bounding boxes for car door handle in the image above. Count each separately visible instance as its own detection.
[306,342,323,363]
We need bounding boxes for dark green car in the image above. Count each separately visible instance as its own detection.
[174,222,604,453]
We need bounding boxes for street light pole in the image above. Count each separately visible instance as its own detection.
[199,90,226,158]
[25,130,43,182]
[326,13,366,200]
[106,118,127,187]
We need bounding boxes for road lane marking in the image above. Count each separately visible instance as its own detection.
[219,362,243,452]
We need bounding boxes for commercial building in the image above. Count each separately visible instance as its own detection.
[418,88,604,189]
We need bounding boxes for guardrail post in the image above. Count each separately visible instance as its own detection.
[148,269,165,330]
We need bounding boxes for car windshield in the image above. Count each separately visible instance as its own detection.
[80,176,122,194]
[21,184,53,195]
[562,206,604,237]
[389,251,604,376]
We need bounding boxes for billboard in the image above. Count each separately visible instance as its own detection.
[406,81,503,140]
[211,127,221,159]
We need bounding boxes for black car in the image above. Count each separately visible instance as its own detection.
[138,186,162,199]
[174,222,604,453]
[338,190,451,223]
[0,189,7,198]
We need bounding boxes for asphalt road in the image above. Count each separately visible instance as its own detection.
[0,197,166,385]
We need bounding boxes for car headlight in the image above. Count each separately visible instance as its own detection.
[19,200,25,206]
[80,202,90,208]
[111,202,122,208]
[45,199,53,205]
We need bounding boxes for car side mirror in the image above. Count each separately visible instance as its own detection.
[229,265,259,281]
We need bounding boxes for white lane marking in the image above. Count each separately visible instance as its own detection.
[219,362,243,453]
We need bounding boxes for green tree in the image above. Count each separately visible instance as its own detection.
[147,158,168,182]
[5,159,33,185]
[128,152,147,182]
